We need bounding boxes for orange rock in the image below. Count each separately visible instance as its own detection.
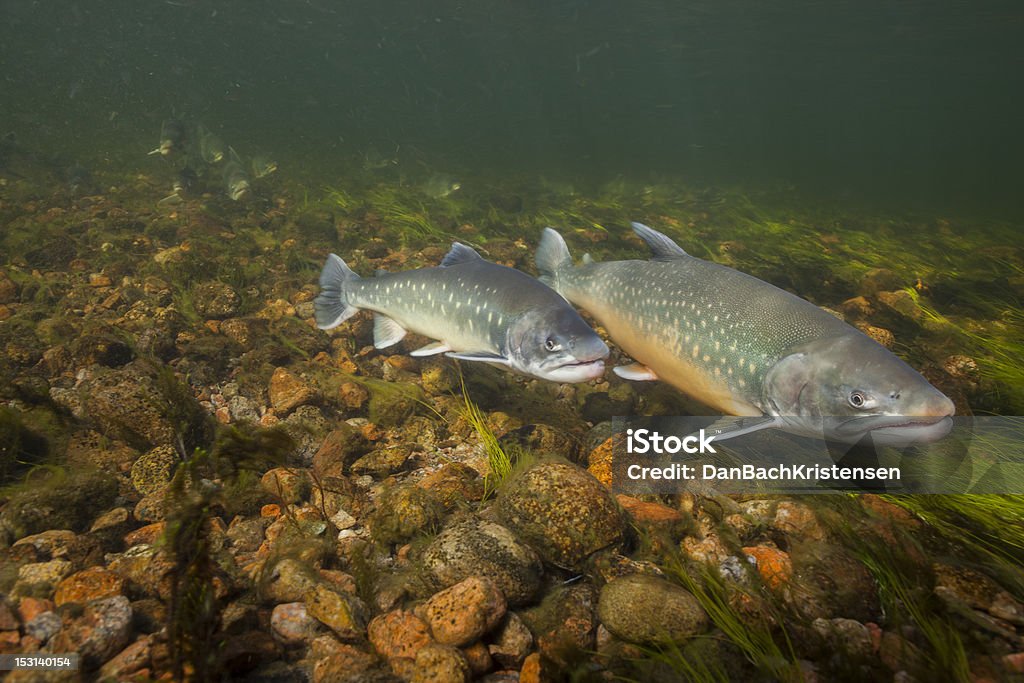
[268,366,317,413]
[742,546,793,590]
[54,566,126,606]
[519,652,544,683]
[367,610,434,661]
[17,597,55,624]
[587,437,614,489]
[261,503,282,518]
[616,495,684,526]
[124,522,166,547]
[88,273,112,287]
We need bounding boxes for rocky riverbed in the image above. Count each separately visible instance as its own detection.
[1,172,1022,682]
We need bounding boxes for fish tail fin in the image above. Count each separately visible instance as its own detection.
[314,254,361,329]
[536,228,573,290]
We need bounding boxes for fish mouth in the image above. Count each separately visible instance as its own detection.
[833,414,954,446]
[546,358,606,382]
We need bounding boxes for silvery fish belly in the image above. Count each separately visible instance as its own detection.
[536,223,955,444]
[314,242,608,383]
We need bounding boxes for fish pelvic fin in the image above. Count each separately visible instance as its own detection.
[631,221,689,260]
[536,227,573,290]
[373,313,407,349]
[314,254,361,329]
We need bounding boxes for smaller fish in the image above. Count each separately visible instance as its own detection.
[362,144,398,170]
[197,124,226,164]
[314,242,609,383]
[250,151,278,179]
[222,147,250,200]
[158,166,198,206]
[149,118,187,157]
[420,173,461,199]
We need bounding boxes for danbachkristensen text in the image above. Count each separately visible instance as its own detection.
[626,463,901,481]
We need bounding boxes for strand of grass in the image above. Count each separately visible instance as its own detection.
[662,558,803,682]
[857,550,971,682]
[879,494,1024,595]
[458,374,512,501]
[630,636,731,683]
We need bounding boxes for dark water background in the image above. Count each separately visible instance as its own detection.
[1,0,1022,215]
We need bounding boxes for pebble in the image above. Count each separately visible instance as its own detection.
[496,462,626,571]
[25,611,62,643]
[411,643,471,683]
[742,545,793,590]
[367,609,434,661]
[54,566,126,606]
[50,595,134,669]
[597,574,709,645]
[304,584,365,639]
[12,559,73,598]
[260,467,311,505]
[419,576,507,647]
[421,516,544,606]
[487,612,533,670]
[271,602,322,646]
[269,366,317,414]
[773,501,826,541]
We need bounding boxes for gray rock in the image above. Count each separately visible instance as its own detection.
[598,574,708,645]
[50,595,134,669]
[495,462,626,571]
[25,610,63,643]
[192,281,241,319]
[421,516,543,606]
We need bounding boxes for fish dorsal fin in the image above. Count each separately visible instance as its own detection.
[631,221,689,259]
[373,313,407,349]
[440,242,484,267]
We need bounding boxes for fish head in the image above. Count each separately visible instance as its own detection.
[229,178,251,201]
[505,307,609,383]
[764,335,955,446]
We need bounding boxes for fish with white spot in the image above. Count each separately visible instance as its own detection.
[536,223,955,445]
[315,242,609,383]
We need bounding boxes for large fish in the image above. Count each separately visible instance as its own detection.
[536,222,955,445]
[315,242,609,383]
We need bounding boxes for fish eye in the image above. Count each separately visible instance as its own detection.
[544,338,561,352]
[849,390,868,409]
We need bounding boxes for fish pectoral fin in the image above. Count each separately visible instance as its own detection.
[409,341,451,357]
[445,351,511,365]
[146,147,162,156]
[699,416,783,442]
[372,314,407,349]
[613,363,659,381]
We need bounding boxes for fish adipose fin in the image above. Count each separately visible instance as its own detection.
[446,351,511,366]
[697,416,784,442]
[441,243,484,267]
[536,228,573,288]
[373,314,407,348]
[409,341,451,357]
[614,363,659,381]
[314,254,361,329]
[631,221,689,260]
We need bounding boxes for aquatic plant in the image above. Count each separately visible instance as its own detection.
[458,377,514,501]
[661,556,802,682]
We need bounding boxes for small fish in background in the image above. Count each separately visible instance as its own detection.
[196,124,226,164]
[250,150,278,179]
[149,118,187,157]
[222,147,250,200]
[420,173,461,199]
[158,166,198,206]
[537,223,955,446]
[314,242,609,383]
[362,143,398,170]
[64,164,96,196]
